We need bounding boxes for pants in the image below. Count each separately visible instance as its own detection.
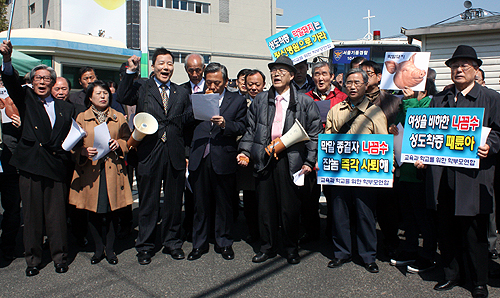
[398,181,436,260]
[190,156,235,249]
[0,173,21,255]
[88,210,119,257]
[135,141,185,252]
[19,171,68,266]
[243,190,259,240]
[437,175,488,286]
[256,155,301,256]
[329,186,377,264]
[299,171,321,238]
[376,187,400,251]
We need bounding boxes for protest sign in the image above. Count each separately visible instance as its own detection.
[266,15,334,64]
[317,134,393,188]
[400,107,484,168]
[380,52,430,91]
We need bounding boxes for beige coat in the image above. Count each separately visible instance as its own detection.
[69,108,133,212]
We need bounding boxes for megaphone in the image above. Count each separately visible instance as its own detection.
[265,119,310,157]
[127,112,159,149]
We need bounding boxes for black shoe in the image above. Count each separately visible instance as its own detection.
[25,266,39,277]
[215,246,234,260]
[327,257,352,268]
[365,262,379,273]
[137,251,152,265]
[163,247,185,260]
[287,253,300,265]
[252,251,276,263]
[472,285,488,298]
[407,257,436,274]
[187,248,209,261]
[434,280,460,291]
[55,263,68,274]
[390,251,417,266]
[489,249,498,259]
[106,253,118,265]
[90,254,105,265]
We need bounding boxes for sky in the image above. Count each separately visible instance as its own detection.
[276,0,500,41]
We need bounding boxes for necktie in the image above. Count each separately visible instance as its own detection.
[271,95,284,140]
[193,85,200,93]
[160,84,169,142]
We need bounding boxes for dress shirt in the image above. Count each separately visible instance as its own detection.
[273,88,290,136]
[190,78,205,94]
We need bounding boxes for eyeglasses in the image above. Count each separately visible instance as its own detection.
[33,75,52,82]
[187,68,203,74]
[270,68,289,75]
[345,80,365,87]
[365,70,376,77]
[450,63,473,71]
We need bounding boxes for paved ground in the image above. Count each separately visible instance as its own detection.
[1,200,500,298]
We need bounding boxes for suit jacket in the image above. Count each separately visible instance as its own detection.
[116,73,193,171]
[188,90,247,175]
[69,90,86,107]
[2,69,75,182]
[181,81,193,94]
[426,83,500,216]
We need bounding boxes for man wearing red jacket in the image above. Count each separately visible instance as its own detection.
[300,61,347,244]
[306,61,347,109]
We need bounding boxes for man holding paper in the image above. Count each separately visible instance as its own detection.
[0,40,76,276]
[237,55,321,265]
[187,62,247,260]
[415,45,500,297]
[117,49,193,265]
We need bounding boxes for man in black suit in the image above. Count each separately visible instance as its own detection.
[180,53,205,241]
[187,63,247,260]
[117,48,193,264]
[181,53,205,94]
[0,40,76,276]
[68,66,96,108]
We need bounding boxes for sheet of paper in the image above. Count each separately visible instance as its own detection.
[93,122,111,161]
[315,100,331,123]
[293,169,305,186]
[191,93,219,121]
[0,108,12,123]
[62,119,87,151]
[394,123,404,167]
[480,127,491,147]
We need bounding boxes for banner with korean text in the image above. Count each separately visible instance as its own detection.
[266,15,334,64]
[400,107,484,169]
[317,134,394,188]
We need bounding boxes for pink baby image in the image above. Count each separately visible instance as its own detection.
[380,52,431,91]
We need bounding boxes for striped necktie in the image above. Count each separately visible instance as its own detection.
[160,84,169,142]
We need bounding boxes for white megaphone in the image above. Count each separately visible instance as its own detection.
[265,119,310,158]
[127,112,159,149]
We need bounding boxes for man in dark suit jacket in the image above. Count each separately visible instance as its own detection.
[68,66,96,108]
[117,48,193,264]
[0,40,75,276]
[186,63,247,261]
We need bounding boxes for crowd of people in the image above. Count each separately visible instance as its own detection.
[0,39,498,298]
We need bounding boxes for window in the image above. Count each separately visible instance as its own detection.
[150,0,210,14]
[219,0,229,23]
[30,3,35,14]
[127,0,141,50]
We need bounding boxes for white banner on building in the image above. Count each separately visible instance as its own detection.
[61,0,126,44]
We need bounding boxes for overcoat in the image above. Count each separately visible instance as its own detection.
[69,108,133,212]
[426,83,500,216]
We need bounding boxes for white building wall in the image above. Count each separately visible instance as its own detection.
[422,31,500,92]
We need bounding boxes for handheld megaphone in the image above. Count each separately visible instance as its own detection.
[127,112,159,149]
[265,119,310,158]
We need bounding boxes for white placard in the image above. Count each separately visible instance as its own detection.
[380,52,431,91]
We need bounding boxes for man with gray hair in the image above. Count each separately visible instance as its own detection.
[182,53,205,94]
[0,40,76,276]
[187,62,247,261]
[324,68,387,274]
